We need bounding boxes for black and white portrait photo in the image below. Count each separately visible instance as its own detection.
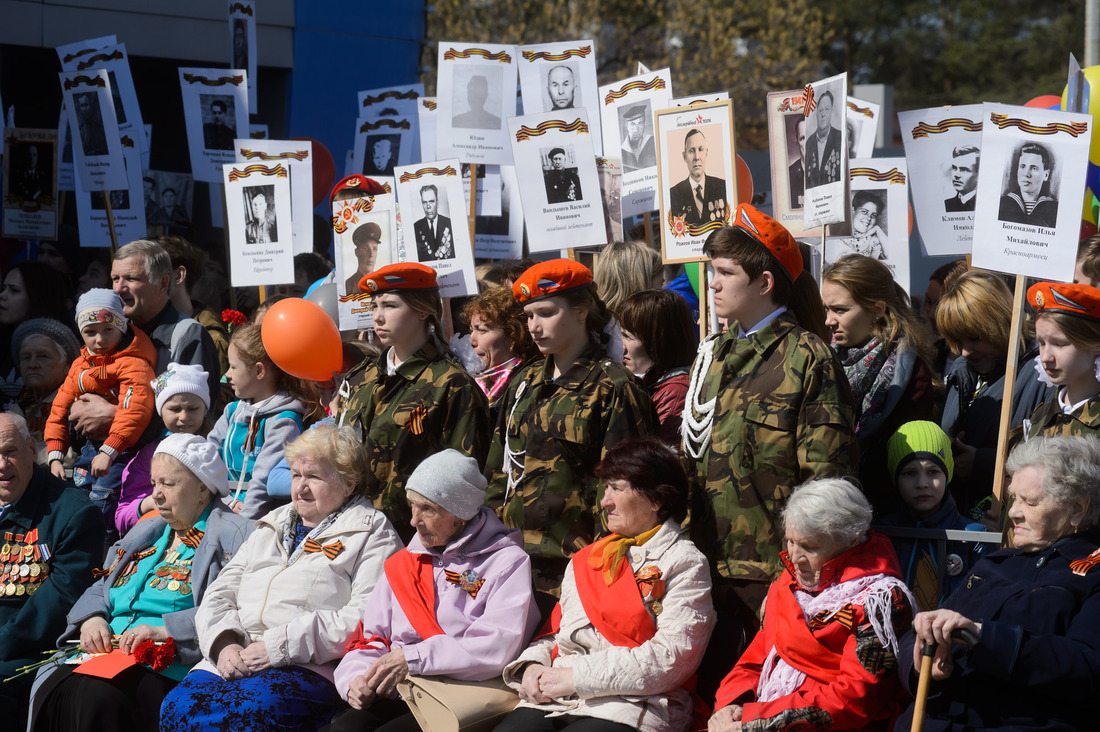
[363,134,400,176]
[667,127,727,225]
[145,170,193,228]
[243,184,277,243]
[232,18,248,70]
[343,220,384,295]
[542,146,582,203]
[73,91,108,157]
[451,66,503,130]
[544,64,577,111]
[619,101,656,173]
[785,114,807,210]
[413,184,454,261]
[838,190,888,260]
[945,145,980,212]
[90,188,130,211]
[12,142,52,201]
[201,94,236,151]
[998,140,1059,228]
[805,89,843,188]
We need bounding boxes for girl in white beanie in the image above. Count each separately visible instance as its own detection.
[115,363,212,535]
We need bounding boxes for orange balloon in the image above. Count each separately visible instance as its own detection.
[736,154,754,205]
[908,201,914,237]
[260,298,342,382]
[1024,94,1062,109]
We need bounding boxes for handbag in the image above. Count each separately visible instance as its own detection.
[396,675,520,732]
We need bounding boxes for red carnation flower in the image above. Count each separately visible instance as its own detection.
[221,309,247,327]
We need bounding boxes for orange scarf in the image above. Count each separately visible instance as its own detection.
[585,524,661,585]
[384,549,445,640]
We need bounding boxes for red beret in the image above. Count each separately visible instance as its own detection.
[359,262,438,295]
[731,204,802,282]
[1028,281,1100,322]
[330,175,388,206]
[512,259,592,303]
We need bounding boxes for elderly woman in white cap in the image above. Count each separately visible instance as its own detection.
[28,434,253,732]
[323,449,540,732]
[159,425,404,732]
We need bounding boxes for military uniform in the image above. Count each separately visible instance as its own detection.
[682,311,857,588]
[336,342,490,541]
[1026,394,1100,439]
[485,344,657,592]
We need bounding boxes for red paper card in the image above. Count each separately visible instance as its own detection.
[73,649,138,679]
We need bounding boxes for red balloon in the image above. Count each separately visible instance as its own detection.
[260,298,342,382]
[1024,95,1062,109]
[291,136,336,207]
[1082,220,1098,241]
[736,154,754,205]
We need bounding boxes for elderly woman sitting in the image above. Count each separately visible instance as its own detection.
[28,434,253,732]
[158,425,403,732]
[324,449,540,732]
[497,438,715,732]
[895,435,1100,731]
[710,478,914,732]
[8,318,80,461]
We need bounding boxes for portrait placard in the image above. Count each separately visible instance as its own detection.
[143,169,194,232]
[899,105,983,256]
[436,42,517,165]
[358,84,424,162]
[766,89,820,238]
[655,100,737,263]
[60,69,128,192]
[2,128,59,240]
[597,156,623,243]
[971,103,1091,281]
[234,138,314,255]
[56,37,115,192]
[507,109,605,253]
[334,191,398,331]
[354,114,416,179]
[462,162,502,217]
[228,1,258,109]
[803,72,848,229]
[474,165,524,259]
[517,40,601,153]
[75,135,145,247]
[418,97,437,165]
[599,68,673,217]
[73,43,146,158]
[179,67,249,183]
[845,96,880,160]
[672,92,729,107]
[56,35,116,71]
[824,158,912,294]
[222,162,294,287]
[394,159,477,297]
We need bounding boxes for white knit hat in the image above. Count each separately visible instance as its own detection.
[153,433,230,497]
[75,288,128,334]
[404,449,486,520]
[152,363,211,414]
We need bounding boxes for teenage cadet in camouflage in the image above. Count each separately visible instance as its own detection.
[485,259,657,593]
[336,262,490,542]
[680,205,857,628]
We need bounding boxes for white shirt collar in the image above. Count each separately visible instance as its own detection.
[737,306,787,338]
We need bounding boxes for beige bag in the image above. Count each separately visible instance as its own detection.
[396,675,520,732]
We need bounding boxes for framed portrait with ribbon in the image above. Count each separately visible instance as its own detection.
[59,68,128,191]
[179,67,249,183]
[418,97,437,167]
[358,84,424,162]
[333,186,398,331]
[2,128,59,240]
[72,42,146,158]
[221,162,294,287]
[802,71,849,230]
[75,133,146,247]
[672,92,729,108]
[766,88,820,239]
[436,42,517,165]
[354,113,417,181]
[655,99,737,264]
[234,138,314,255]
[846,96,880,160]
[517,39,601,154]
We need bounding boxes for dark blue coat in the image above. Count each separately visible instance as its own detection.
[895,530,1100,731]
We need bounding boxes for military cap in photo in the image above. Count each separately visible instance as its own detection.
[622,104,648,120]
[352,221,382,246]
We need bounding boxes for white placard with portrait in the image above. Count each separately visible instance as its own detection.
[2,128,59,240]
[222,162,294,287]
[180,67,249,183]
[898,104,983,256]
[354,114,417,180]
[598,68,673,218]
[474,165,524,259]
[462,163,502,217]
[436,43,517,165]
[334,192,398,332]
[971,103,1092,281]
[75,137,146,247]
[143,169,195,232]
[803,72,849,230]
[845,96,880,160]
[228,1,257,110]
[234,138,314,255]
[824,158,912,294]
[60,69,128,192]
[56,37,116,192]
[672,92,729,107]
[72,43,146,158]
[517,40,601,154]
[507,109,605,253]
[394,159,477,297]
[766,89,819,239]
[655,100,737,263]
[358,84,424,162]
[597,156,623,244]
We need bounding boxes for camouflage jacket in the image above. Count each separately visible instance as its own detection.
[682,311,857,584]
[1026,393,1100,439]
[485,343,657,591]
[336,342,490,540]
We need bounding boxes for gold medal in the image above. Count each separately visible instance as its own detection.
[168,580,180,592]
[180,583,192,596]
[3,583,13,596]
[26,583,38,596]
[0,544,9,561]
[650,600,663,615]
[22,544,32,559]
[15,584,25,596]
[29,564,40,578]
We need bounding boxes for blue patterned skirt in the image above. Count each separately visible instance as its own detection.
[159,667,344,731]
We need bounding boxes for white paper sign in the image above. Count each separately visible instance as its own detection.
[358,84,423,162]
[898,105,983,256]
[334,192,398,331]
[222,162,294,287]
[417,97,437,165]
[766,89,819,238]
[179,67,249,183]
[517,40,601,154]
[73,43,146,158]
[845,96,880,160]
[56,36,116,71]
[598,68,673,217]
[597,156,623,244]
[508,109,605,253]
[436,43,517,165]
[672,92,730,107]
[75,137,146,247]
[354,114,417,178]
[803,72,848,229]
[56,37,116,193]
[474,165,524,259]
[234,138,314,255]
[971,103,1092,281]
[462,163,502,217]
[229,1,258,110]
[60,69,128,191]
[394,159,477,297]
[2,128,59,240]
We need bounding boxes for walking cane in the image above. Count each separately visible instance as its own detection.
[910,628,980,732]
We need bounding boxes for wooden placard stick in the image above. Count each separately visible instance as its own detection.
[989,274,1027,519]
[102,191,119,254]
[468,163,478,246]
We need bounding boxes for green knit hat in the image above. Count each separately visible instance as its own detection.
[887,420,954,485]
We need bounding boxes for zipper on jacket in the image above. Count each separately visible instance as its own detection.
[122,385,134,409]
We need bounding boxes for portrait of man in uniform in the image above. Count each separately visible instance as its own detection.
[413,184,454,261]
[202,96,236,151]
[452,71,502,130]
[344,221,382,294]
[944,145,979,212]
[543,146,582,204]
[787,116,807,210]
[13,143,50,201]
[619,102,656,173]
[74,91,108,157]
[546,65,576,110]
[804,90,843,188]
[244,185,277,244]
[668,128,727,226]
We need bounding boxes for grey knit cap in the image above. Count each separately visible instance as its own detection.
[405,449,487,520]
[12,318,81,366]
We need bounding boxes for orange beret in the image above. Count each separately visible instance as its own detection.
[359,262,438,295]
[512,259,593,303]
[731,204,802,282]
[1028,281,1100,322]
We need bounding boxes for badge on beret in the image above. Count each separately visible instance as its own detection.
[519,284,530,297]
[1035,290,1045,308]
[366,279,378,292]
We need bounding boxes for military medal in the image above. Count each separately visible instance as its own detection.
[26,583,38,596]
[1,544,10,561]
[168,580,180,592]
[4,583,14,596]
[15,584,24,596]
[29,564,40,578]
[650,600,663,615]
[19,564,29,577]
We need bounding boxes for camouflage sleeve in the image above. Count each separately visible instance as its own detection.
[441,373,491,469]
[796,350,858,481]
[599,375,659,460]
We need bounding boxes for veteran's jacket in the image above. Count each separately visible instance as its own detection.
[336,343,490,541]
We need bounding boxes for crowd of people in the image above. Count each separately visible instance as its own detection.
[3,201,1100,732]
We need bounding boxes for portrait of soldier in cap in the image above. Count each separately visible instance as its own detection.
[345,221,383,294]
[668,128,727,226]
[619,101,656,173]
[543,146,583,204]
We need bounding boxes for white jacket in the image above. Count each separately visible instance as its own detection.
[503,520,715,732]
[194,496,403,681]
